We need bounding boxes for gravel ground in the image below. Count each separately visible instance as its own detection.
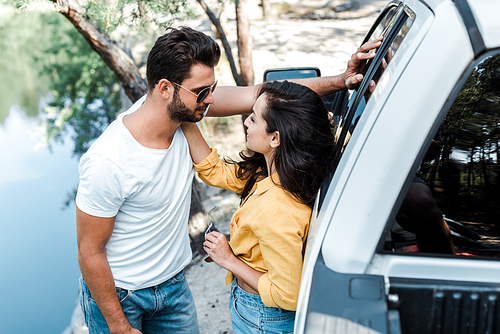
[63,1,387,333]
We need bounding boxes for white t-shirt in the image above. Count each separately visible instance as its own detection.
[76,97,194,290]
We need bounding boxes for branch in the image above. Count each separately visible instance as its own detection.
[52,0,148,102]
[197,0,240,85]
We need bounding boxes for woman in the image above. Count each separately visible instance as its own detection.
[182,80,337,333]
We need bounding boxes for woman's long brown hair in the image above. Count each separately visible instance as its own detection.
[227,80,338,207]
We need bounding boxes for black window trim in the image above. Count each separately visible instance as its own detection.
[336,5,410,157]
[452,0,486,57]
[317,3,414,214]
[360,1,401,46]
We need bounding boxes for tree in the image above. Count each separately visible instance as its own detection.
[0,4,51,122]
[198,0,255,87]
[427,54,500,221]
[21,0,208,254]
[14,0,258,253]
[261,0,271,19]
[197,0,241,84]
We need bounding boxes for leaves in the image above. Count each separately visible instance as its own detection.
[424,54,500,224]
[84,0,196,33]
[9,0,198,157]
[33,12,122,156]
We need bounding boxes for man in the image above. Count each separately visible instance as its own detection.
[76,26,380,334]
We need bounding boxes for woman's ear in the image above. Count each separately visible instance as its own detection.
[270,131,280,148]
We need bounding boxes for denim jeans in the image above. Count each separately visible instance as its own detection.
[79,270,199,334]
[229,278,295,334]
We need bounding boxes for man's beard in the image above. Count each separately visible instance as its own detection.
[168,91,207,123]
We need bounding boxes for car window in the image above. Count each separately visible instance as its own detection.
[384,53,500,258]
[335,5,414,159]
[317,4,415,213]
[365,5,400,44]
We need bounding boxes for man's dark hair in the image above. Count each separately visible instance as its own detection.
[146,26,221,92]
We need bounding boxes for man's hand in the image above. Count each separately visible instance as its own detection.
[110,324,142,334]
[77,208,140,334]
[343,38,383,90]
[117,327,142,334]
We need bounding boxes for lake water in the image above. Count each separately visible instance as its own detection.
[0,106,81,334]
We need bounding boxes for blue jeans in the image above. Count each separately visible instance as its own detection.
[229,278,295,334]
[79,270,199,334]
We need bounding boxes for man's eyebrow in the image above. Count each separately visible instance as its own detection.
[191,81,216,92]
[190,84,210,92]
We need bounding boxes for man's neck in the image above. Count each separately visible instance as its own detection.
[123,97,180,150]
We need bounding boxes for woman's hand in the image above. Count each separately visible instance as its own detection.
[205,231,265,292]
[204,231,235,270]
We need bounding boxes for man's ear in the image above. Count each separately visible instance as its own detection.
[270,131,280,148]
[157,79,173,100]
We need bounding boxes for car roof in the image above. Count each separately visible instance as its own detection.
[405,0,499,51]
[468,0,500,49]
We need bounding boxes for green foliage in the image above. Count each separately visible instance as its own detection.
[442,55,500,166]
[84,0,195,33]
[10,0,200,157]
[33,12,122,157]
[426,55,500,224]
[0,3,51,121]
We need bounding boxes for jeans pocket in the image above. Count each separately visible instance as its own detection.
[261,309,295,333]
[79,278,88,323]
[170,270,186,284]
[116,287,131,303]
[231,295,261,331]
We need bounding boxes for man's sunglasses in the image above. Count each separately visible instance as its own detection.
[171,80,218,103]
[204,206,217,239]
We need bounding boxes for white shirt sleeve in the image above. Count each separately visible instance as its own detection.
[76,153,129,218]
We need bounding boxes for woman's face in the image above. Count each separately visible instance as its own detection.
[244,94,276,156]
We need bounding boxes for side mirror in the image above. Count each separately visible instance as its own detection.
[263,67,321,81]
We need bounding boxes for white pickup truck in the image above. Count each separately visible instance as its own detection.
[266,0,500,333]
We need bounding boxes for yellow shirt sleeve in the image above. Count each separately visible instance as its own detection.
[193,148,246,193]
[255,193,311,311]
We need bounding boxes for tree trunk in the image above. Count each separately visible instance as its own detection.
[235,0,255,87]
[235,0,254,138]
[496,139,500,188]
[261,0,272,19]
[51,0,148,102]
[468,148,474,188]
[197,0,240,85]
[52,0,208,255]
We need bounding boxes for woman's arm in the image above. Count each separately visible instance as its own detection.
[181,122,211,164]
[184,124,246,193]
[204,231,263,291]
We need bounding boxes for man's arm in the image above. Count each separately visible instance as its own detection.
[76,207,141,334]
[207,38,382,118]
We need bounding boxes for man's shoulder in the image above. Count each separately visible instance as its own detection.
[86,116,126,152]
[84,95,146,155]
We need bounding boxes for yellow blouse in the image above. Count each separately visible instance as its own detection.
[194,148,311,311]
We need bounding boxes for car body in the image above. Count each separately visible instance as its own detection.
[267,0,500,333]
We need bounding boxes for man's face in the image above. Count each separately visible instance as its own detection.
[166,64,216,123]
[167,89,205,123]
